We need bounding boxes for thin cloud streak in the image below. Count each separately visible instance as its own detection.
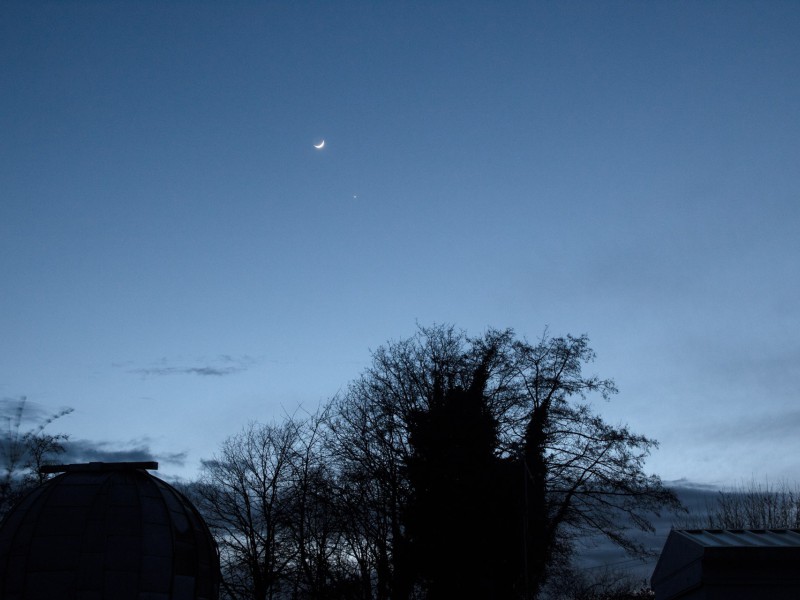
[690,408,800,444]
[125,355,256,379]
[130,365,245,377]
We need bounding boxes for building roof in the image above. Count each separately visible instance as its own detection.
[0,462,219,600]
[651,529,800,600]
[670,529,800,548]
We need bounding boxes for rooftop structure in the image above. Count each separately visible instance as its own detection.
[651,529,800,600]
[0,462,219,600]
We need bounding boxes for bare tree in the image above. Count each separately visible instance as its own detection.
[325,396,400,599]
[281,406,359,599]
[196,420,302,600]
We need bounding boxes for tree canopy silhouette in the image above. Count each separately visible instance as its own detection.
[328,325,679,599]
[196,324,680,599]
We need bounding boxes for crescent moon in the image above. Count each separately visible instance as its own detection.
[314,140,325,149]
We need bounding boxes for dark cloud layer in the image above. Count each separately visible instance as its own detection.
[572,481,722,582]
[59,439,187,467]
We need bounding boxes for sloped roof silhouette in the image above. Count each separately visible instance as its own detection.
[0,462,219,600]
[651,529,800,600]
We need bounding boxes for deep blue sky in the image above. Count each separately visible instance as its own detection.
[2,1,798,487]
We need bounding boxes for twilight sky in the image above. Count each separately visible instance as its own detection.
[1,2,798,489]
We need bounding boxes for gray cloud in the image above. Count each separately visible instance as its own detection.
[59,438,187,467]
[125,355,255,379]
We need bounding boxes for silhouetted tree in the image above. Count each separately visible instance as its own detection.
[327,325,679,599]
[281,407,358,600]
[197,324,679,599]
[196,420,302,600]
[326,325,476,599]
[326,383,409,600]
[195,411,356,600]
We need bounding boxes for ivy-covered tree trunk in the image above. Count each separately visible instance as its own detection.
[404,363,503,599]
[520,403,554,599]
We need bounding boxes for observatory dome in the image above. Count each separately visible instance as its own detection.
[0,462,219,600]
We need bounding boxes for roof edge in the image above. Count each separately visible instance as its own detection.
[40,461,159,473]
